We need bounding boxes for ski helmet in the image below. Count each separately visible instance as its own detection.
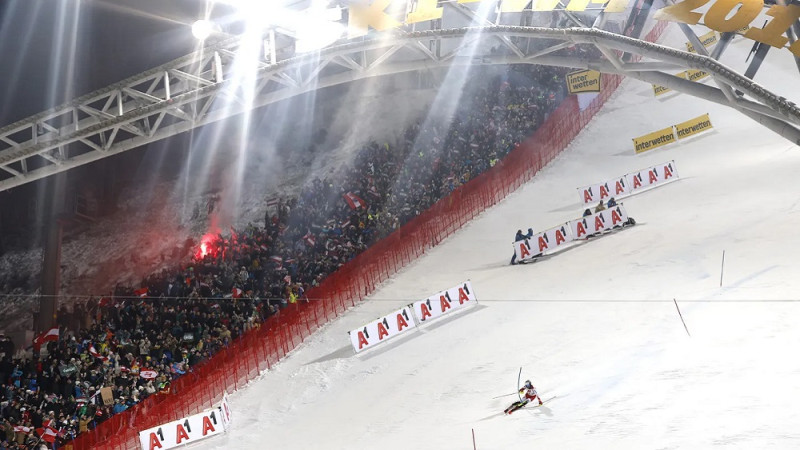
[524,380,532,387]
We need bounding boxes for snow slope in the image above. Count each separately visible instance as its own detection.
[196,24,800,450]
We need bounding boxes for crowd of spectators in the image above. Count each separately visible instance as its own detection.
[0,64,568,449]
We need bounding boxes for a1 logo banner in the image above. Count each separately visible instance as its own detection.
[219,395,232,431]
[513,224,573,262]
[577,176,630,204]
[579,161,678,204]
[348,306,416,353]
[513,237,540,262]
[411,281,477,325]
[626,160,679,193]
[568,204,629,239]
[138,407,227,450]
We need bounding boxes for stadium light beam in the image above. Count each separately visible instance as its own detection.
[192,19,215,40]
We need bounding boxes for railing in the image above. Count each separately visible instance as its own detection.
[67,21,668,450]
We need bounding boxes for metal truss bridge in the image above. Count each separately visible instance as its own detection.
[0,18,798,192]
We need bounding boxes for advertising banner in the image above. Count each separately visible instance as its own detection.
[675,113,713,139]
[577,176,630,204]
[411,281,477,325]
[678,69,710,82]
[566,70,602,94]
[686,30,718,53]
[633,126,676,154]
[513,223,573,262]
[579,161,678,204]
[653,84,672,96]
[568,204,629,239]
[139,404,229,450]
[627,160,679,193]
[348,306,417,353]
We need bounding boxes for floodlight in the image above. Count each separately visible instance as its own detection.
[192,19,215,40]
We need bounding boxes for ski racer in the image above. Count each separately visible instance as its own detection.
[504,380,543,414]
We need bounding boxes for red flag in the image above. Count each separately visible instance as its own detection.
[232,287,243,299]
[133,287,148,297]
[303,232,316,248]
[343,192,366,210]
[32,327,59,351]
[98,297,112,307]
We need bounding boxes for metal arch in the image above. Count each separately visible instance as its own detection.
[0,25,799,192]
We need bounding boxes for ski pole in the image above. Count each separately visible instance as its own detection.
[491,392,518,399]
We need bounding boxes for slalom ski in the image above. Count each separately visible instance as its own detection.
[504,395,557,415]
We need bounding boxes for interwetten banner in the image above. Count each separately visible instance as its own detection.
[675,113,713,139]
[686,30,718,53]
[566,70,602,94]
[633,126,677,154]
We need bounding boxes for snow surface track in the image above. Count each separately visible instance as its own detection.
[196,24,800,449]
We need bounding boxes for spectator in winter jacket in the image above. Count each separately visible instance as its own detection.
[594,200,606,213]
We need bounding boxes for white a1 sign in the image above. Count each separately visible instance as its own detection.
[349,306,417,353]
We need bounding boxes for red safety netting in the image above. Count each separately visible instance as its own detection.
[66,21,668,450]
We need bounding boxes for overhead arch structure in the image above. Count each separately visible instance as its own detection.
[0,24,798,192]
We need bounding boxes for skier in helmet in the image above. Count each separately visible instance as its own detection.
[504,380,543,414]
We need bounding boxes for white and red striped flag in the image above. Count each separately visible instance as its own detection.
[36,426,58,443]
[133,287,148,297]
[232,287,243,299]
[303,231,315,248]
[32,327,59,351]
[89,345,108,361]
[343,192,366,210]
[266,197,280,208]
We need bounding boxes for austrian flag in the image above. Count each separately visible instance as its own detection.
[89,345,108,361]
[343,192,366,210]
[303,231,316,248]
[32,327,59,351]
[36,426,58,443]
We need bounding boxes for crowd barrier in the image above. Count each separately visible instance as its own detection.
[67,21,669,449]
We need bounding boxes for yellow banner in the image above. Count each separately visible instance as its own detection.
[686,31,718,53]
[653,84,672,96]
[566,70,602,94]
[678,69,710,82]
[675,113,713,139]
[633,126,677,154]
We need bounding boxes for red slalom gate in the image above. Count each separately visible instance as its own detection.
[68,22,669,450]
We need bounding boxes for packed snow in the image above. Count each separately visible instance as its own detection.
[193,23,800,450]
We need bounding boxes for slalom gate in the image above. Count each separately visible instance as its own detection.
[68,21,669,450]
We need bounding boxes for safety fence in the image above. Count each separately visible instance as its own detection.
[67,21,669,450]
